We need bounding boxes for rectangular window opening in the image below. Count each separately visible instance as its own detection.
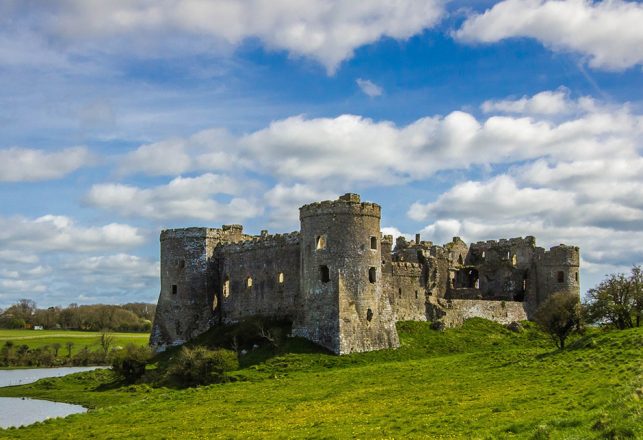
[171,284,177,295]
[369,267,377,283]
[557,271,565,283]
[320,265,330,283]
[370,236,377,250]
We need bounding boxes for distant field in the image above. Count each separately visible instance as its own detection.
[0,329,149,355]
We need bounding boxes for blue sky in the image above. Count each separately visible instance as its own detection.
[1,0,642,308]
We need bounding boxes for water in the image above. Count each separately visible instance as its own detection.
[0,366,105,388]
[0,366,106,428]
[0,397,87,428]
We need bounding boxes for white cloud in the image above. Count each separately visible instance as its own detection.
[481,88,571,115]
[86,174,262,221]
[5,0,446,74]
[0,215,144,253]
[356,78,383,97]
[264,183,336,228]
[455,0,643,71]
[0,146,92,182]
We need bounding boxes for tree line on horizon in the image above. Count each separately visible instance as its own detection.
[0,300,156,332]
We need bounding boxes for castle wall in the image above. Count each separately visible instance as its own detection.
[531,245,581,316]
[217,233,300,323]
[389,262,426,321]
[427,297,528,328]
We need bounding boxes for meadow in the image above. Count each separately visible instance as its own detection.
[0,320,640,439]
[0,329,150,357]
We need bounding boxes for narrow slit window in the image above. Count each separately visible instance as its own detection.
[370,236,377,250]
[575,272,579,282]
[557,271,565,283]
[415,290,418,299]
[316,235,327,250]
[223,276,230,298]
[398,288,402,298]
[320,265,330,283]
[172,284,177,295]
[278,272,284,284]
[246,277,253,288]
[369,267,377,283]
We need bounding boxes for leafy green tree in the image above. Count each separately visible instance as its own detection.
[111,344,152,383]
[584,266,641,329]
[534,292,582,349]
[168,346,239,387]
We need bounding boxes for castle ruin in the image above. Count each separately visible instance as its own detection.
[151,194,580,354]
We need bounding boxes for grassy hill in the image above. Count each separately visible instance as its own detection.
[0,319,640,439]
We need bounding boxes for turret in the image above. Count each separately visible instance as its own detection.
[292,194,399,354]
[531,244,581,314]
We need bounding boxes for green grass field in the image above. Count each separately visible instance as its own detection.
[0,320,640,439]
[0,329,150,356]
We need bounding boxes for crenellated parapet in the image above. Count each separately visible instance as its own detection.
[300,193,381,220]
[216,232,300,254]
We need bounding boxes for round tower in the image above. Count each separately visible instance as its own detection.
[293,193,400,354]
[531,244,581,315]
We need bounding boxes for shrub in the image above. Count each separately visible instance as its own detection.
[111,344,152,383]
[168,346,239,387]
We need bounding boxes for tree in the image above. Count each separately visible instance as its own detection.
[66,341,74,358]
[51,342,62,357]
[99,330,115,356]
[111,344,152,383]
[534,292,582,349]
[584,266,641,329]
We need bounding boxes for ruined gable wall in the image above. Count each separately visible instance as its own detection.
[217,232,300,323]
[427,297,528,328]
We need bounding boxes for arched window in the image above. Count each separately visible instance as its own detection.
[370,236,377,250]
[369,267,377,283]
[316,235,327,250]
[278,272,284,284]
[246,277,253,288]
[319,265,330,283]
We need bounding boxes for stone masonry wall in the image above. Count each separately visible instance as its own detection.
[217,233,300,323]
[427,297,528,328]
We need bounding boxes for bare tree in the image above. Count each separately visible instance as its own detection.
[99,330,115,356]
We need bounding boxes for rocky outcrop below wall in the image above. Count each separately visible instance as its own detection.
[426,297,528,328]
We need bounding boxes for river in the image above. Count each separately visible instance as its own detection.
[0,366,105,428]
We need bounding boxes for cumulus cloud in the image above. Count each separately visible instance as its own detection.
[0,215,144,253]
[5,0,446,73]
[0,146,91,182]
[85,174,262,221]
[264,183,336,228]
[455,0,643,70]
[481,88,572,115]
[356,78,383,97]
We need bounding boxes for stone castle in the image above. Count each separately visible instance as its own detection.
[151,194,580,354]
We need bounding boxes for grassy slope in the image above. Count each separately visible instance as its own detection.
[0,330,150,356]
[0,320,640,439]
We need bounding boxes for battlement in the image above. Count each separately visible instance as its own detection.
[160,227,222,241]
[471,236,537,249]
[300,194,381,219]
[540,244,580,266]
[392,261,423,277]
[216,231,300,254]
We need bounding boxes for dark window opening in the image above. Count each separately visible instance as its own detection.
[178,259,185,269]
[370,236,377,250]
[171,284,177,295]
[557,271,565,283]
[454,268,479,289]
[575,272,579,282]
[320,265,330,283]
[369,267,377,283]
[458,254,464,265]
[366,308,373,322]
[398,288,402,298]
[415,290,419,299]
